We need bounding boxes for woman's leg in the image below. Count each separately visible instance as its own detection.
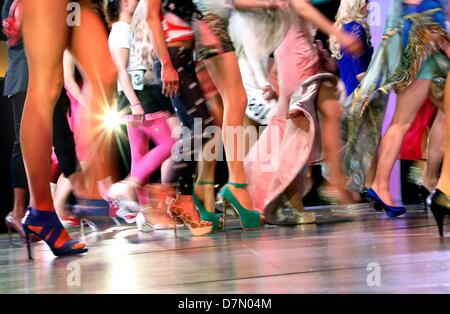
[53,174,73,219]
[317,81,354,203]
[423,109,445,191]
[436,74,450,196]
[194,62,223,212]
[126,122,149,184]
[161,115,180,184]
[9,92,28,226]
[130,117,174,185]
[204,52,253,210]
[69,3,118,198]
[21,0,69,211]
[371,79,432,205]
[21,0,85,252]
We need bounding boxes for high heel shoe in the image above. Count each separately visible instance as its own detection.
[167,195,213,236]
[5,212,25,246]
[418,185,431,211]
[427,189,450,237]
[220,182,264,230]
[22,208,88,259]
[135,184,180,231]
[363,187,382,211]
[366,188,406,218]
[193,181,223,231]
[107,180,141,213]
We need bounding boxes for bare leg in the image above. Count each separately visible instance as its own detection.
[423,109,445,191]
[194,65,224,212]
[371,79,431,205]
[21,0,69,210]
[21,0,84,250]
[53,175,73,219]
[204,52,253,210]
[161,115,179,184]
[317,82,353,203]
[195,153,219,213]
[11,188,27,227]
[437,73,450,196]
[69,3,118,198]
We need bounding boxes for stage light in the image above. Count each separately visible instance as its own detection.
[103,107,123,131]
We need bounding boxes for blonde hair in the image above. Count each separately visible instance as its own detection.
[131,0,154,71]
[329,0,372,60]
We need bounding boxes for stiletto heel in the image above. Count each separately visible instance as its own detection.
[24,228,32,260]
[431,209,445,237]
[136,213,153,232]
[166,197,178,237]
[173,216,178,238]
[366,188,406,218]
[167,195,213,236]
[22,208,88,258]
[427,189,450,237]
[220,182,264,230]
[222,199,230,228]
[193,181,224,231]
[7,223,12,247]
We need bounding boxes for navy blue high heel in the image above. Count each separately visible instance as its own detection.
[366,188,406,218]
[22,208,88,259]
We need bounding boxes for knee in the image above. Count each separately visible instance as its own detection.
[320,102,343,122]
[161,138,176,158]
[390,120,413,134]
[29,72,64,105]
[225,88,247,115]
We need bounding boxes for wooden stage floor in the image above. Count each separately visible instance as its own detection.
[1,205,450,294]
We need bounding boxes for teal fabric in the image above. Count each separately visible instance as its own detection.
[341,0,449,193]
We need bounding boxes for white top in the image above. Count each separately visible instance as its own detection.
[108,21,147,91]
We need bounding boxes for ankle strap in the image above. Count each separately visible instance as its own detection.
[227,182,248,189]
[195,181,215,185]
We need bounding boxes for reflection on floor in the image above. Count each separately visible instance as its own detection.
[1,204,450,293]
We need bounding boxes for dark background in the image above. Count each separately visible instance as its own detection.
[1,0,14,234]
[0,1,340,234]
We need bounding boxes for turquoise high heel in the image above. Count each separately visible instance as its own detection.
[220,182,264,230]
[193,181,223,231]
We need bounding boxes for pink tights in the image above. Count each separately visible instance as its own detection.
[127,112,174,185]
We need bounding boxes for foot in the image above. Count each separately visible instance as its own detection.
[10,211,25,233]
[107,180,140,213]
[143,210,177,229]
[370,186,395,206]
[168,195,213,230]
[226,185,254,211]
[422,177,438,193]
[107,180,138,201]
[26,225,85,250]
[193,183,216,213]
[318,183,355,205]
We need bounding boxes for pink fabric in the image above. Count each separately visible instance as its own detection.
[127,112,174,184]
[65,85,88,161]
[245,114,317,213]
[274,22,320,97]
[245,21,324,214]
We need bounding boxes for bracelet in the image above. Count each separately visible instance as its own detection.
[130,102,141,108]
